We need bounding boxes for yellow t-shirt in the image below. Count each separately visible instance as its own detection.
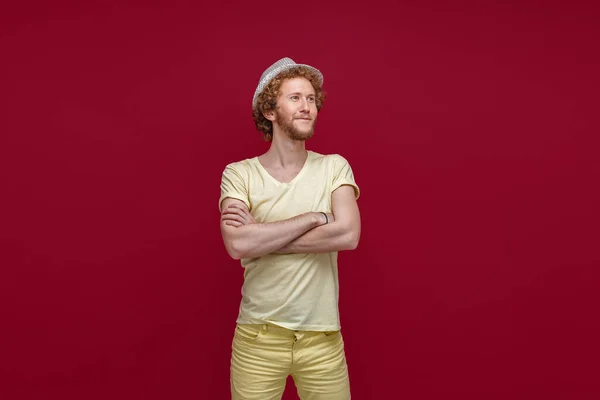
[218,150,360,331]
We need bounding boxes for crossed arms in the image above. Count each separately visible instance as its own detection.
[219,185,361,260]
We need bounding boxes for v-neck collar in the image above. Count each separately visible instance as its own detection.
[254,151,313,186]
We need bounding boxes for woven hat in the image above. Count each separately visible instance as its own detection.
[252,57,324,110]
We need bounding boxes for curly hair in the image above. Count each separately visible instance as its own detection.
[252,66,326,142]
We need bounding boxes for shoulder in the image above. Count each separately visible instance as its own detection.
[220,158,260,188]
[309,151,349,163]
[309,151,353,169]
[222,157,257,174]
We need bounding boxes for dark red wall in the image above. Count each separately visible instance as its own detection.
[1,1,599,399]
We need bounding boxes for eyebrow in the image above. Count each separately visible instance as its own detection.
[288,92,316,97]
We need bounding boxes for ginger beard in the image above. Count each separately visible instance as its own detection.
[274,109,317,141]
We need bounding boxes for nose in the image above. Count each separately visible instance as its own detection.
[299,97,310,113]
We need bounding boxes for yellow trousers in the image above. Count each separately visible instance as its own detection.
[230,323,351,400]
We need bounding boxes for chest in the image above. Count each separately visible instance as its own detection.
[248,166,333,222]
[261,165,303,184]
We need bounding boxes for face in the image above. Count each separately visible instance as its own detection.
[270,77,318,141]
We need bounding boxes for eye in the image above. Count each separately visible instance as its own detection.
[291,96,299,101]
[308,97,315,103]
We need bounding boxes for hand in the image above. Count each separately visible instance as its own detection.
[221,204,256,227]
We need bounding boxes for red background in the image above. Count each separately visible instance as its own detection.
[1,1,599,399]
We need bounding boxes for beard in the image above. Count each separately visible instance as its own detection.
[275,111,317,141]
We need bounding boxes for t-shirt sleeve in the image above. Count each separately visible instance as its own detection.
[218,163,250,212]
[331,154,360,200]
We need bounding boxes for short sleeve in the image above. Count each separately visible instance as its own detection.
[218,163,250,212]
[331,154,360,200]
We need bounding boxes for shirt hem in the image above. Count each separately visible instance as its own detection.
[236,317,341,332]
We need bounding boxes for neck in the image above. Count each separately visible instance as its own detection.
[263,130,308,167]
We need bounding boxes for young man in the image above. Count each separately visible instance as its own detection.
[218,57,361,400]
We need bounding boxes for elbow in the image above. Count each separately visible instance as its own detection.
[345,230,360,251]
[225,240,246,260]
[222,227,253,260]
[224,234,261,260]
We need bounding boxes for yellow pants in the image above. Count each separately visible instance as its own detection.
[230,323,351,400]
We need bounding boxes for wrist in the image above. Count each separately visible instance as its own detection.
[313,212,328,226]
[309,212,324,227]
[319,212,329,225]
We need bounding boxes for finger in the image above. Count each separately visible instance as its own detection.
[225,221,242,227]
[244,212,256,224]
[228,204,253,222]
[222,209,245,218]
[221,211,237,218]
[227,204,249,213]
[221,214,245,223]
[225,209,249,220]
[223,207,245,214]
[240,208,252,219]
[239,210,251,219]
[228,215,250,225]
[236,208,254,223]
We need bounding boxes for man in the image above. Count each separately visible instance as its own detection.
[218,57,361,400]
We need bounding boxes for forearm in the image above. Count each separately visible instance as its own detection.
[276,220,360,254]
[224,212,322,259]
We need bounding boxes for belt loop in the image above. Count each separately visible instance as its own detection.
[262,324,268,333]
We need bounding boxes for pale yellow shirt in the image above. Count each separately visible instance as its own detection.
[218,150,360,331]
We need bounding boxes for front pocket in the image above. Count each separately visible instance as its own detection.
[235,324,262,341]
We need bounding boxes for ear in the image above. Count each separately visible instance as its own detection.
[263,109,276,122]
